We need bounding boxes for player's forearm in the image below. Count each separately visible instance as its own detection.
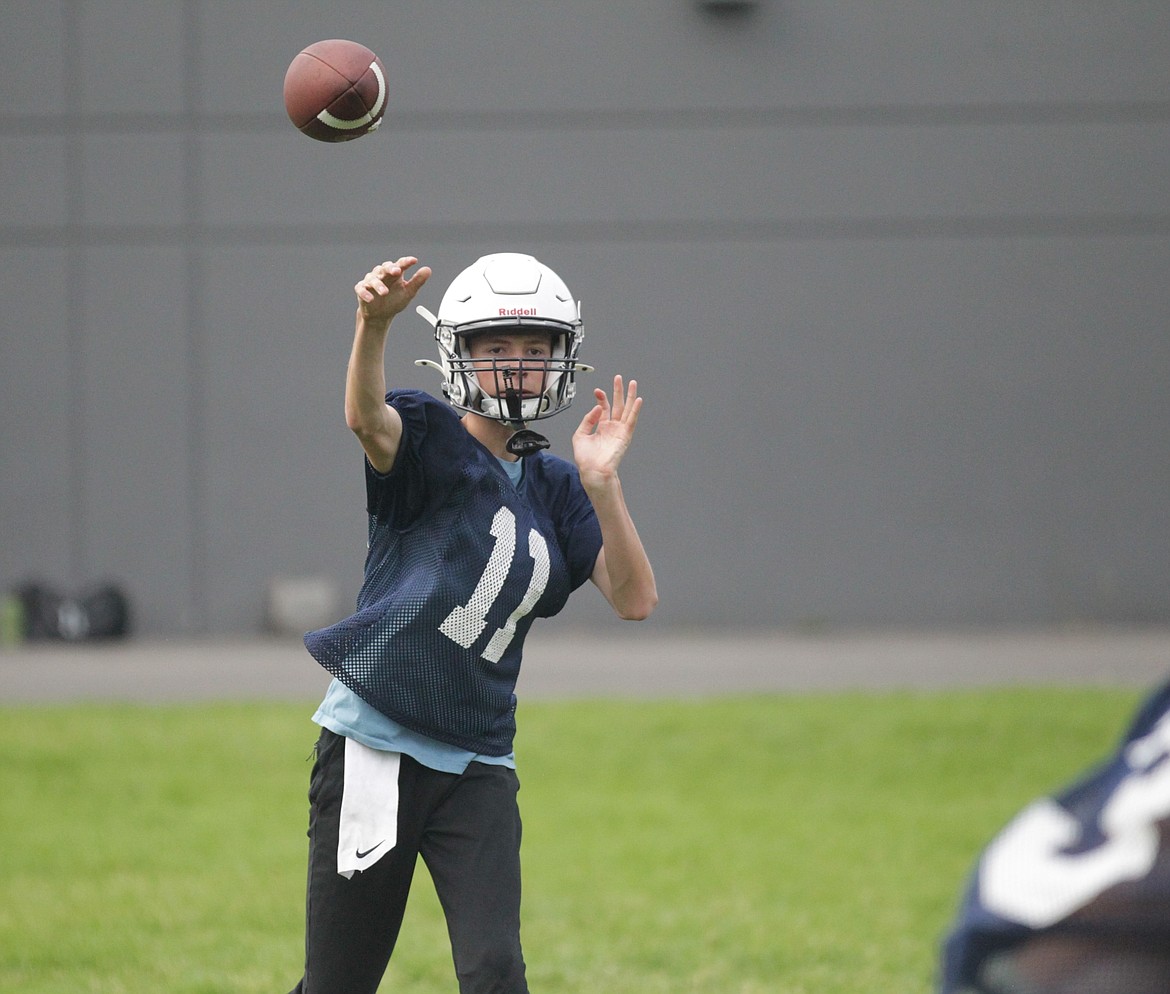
[588,476,658,620]
[345,310,392,434]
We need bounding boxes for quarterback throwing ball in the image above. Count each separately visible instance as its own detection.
[285,253,657,994]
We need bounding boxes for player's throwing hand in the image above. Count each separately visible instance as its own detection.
[354,256,431,324]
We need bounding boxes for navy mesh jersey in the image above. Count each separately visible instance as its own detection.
[305,390,602,755]
[939,679,1170,994]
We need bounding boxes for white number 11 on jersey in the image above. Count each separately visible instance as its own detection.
[439,506,551,663]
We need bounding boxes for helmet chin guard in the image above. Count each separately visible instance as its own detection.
[413,253,592,453]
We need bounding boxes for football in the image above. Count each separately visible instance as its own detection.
[283,39,387,142]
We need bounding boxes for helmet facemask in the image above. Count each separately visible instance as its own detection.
[447,324,580,421]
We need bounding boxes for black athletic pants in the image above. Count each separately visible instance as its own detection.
[289,728,529,994]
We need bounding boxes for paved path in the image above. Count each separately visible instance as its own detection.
[2,627,1168,704]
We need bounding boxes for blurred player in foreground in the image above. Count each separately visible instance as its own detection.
[939,679,1170,994]
[286,252,657,994]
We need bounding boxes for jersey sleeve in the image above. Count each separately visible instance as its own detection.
[365,390,466,529]
[528,454,602,591]
[562,480,603,590]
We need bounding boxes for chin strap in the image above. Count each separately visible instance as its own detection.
[506,428,550,457]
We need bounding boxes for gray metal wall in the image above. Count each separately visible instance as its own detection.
[3,1,1169,635]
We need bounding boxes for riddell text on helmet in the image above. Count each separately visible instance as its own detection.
[499,307,538,316]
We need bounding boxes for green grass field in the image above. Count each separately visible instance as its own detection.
[0,688,1144,993]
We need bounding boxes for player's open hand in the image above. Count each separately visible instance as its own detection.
[355,256,431,325]
[572,375,642,489]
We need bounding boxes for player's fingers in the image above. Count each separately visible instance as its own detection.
[594,386,612,419]
[404,266,432,290]
[624,393,643,432]
[609,375,626,419]
[357,260,402,301]
[358,275,389,304]
[574,403,604,436]
[622,379,640,421]
[363,265,396,294]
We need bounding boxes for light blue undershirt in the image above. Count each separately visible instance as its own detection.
[311,456,525,774]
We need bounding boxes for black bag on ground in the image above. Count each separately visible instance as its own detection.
[15,581,131,641]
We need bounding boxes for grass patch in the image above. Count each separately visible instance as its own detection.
[0,688,1142,993]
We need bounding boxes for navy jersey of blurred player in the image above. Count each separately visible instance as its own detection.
[939,680,1170,994]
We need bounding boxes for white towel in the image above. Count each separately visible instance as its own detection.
[337,738,400,879]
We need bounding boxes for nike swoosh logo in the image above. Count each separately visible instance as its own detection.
[355,841,385,860]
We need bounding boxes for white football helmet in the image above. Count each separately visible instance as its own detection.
[415,253,592,428]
